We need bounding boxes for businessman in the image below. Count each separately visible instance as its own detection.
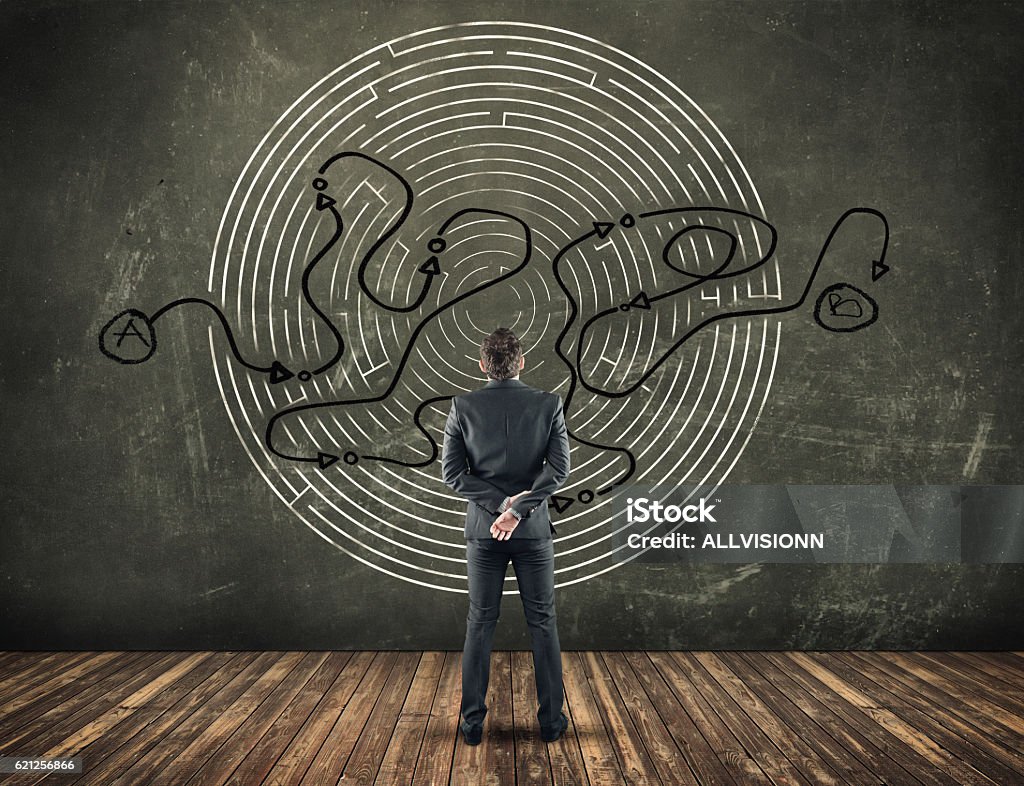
[441,327,571,746]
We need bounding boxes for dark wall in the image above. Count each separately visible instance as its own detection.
[1,0,1021,650]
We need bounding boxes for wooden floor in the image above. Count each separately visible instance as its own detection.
[0,651,1021,785]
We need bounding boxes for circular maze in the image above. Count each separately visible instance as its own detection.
[207,22,783,593]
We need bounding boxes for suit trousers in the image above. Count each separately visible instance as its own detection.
[460,537,564,733]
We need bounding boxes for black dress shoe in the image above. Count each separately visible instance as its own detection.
[460,723,483,746]
[541,712,569,742]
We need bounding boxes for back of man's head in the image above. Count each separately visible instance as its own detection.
[480,327,522,380]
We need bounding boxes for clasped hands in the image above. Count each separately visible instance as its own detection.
[490,490,528,541]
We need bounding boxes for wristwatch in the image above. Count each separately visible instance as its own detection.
[499,496,523,520]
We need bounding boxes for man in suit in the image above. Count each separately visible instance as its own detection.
[441,327,571,746]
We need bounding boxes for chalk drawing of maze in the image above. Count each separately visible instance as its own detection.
[206,22,782,593]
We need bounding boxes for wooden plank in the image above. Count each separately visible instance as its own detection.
[344,651,421,785]
[671,652,815,786]
[375,651,444,786]
[857,652,1024,742]
[601,652,698,785]
[912,652,1024,710]
[410,651,460,786]
[263,650,374,785]
[692,651,844,785]
[581,651,661,785]
[0,652,130,728]
[843,655,1019,786]
[51,652,252,786]
[784,652,980,785]
[959,651,1024,678]
[851,650,1024,761]
[563,652,625,786]
[0,651,30,673]
[946,652,1024,690]
[451,650,514,786]
[546,657,589,786]
[647,652,766,785]
[0,651,166,755]
[835,646,1024,781]
[511,650,553,785]
[107,651,283,785]
[624,652,737,786]
[0,652,98,702]
[481,650,516,784]
[715,651,886,786]
[299,651,398,785]
[226,651,352,786]
[146,651,307,784]
[733,652,926,786]
[14,654,227,786]
[0,649,1020,786]
[186,651,331,786]
[759,651,954,786]
[0,651,86,688]
[37,652,213,759]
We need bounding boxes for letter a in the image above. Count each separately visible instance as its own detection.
[113,318,150,348]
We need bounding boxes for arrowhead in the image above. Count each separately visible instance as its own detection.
[317,452,339,470]
[871,259,890,281]
[418,256,441,275]
[316,192,336,211]
[629,290,651,310]
[549,495,574,514]
[593,221,614,239]
[269,361,294,384]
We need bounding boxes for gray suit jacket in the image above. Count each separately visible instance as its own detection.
[441,378,571,539]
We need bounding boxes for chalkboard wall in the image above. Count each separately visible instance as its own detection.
[1,0,1021,650]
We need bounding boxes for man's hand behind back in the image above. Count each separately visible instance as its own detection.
[490,490,528,540]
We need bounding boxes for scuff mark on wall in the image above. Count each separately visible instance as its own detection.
[962,412,994,480]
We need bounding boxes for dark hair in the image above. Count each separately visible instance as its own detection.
[480,327,522,379]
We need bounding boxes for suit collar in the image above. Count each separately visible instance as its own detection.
[483,377,526,388]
